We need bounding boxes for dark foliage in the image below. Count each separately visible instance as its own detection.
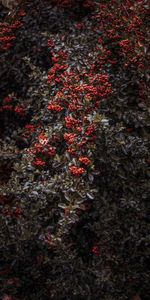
[0,1,149,300]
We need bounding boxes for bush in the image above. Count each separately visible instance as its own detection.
[0,1,149,299]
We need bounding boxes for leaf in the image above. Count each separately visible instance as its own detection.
[88,173,94,182]
[86,192,94,200]
[93,113,102,123]
[58,203,66,209]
